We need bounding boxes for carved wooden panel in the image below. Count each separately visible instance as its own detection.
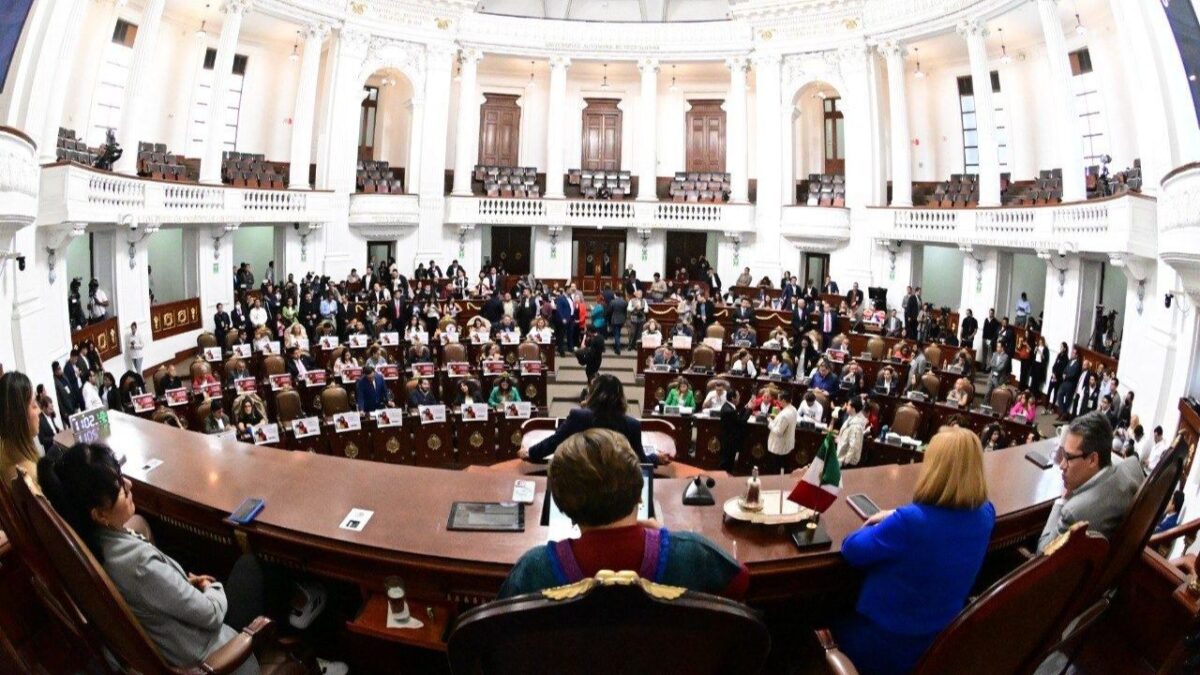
[150,298,202,340]
[581,98,622,171]
[489,226,531,275]
[685,100,726,173]
[72,316,121,361]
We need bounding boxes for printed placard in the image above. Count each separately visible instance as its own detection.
[671,335,693,350]
[418,404,447,424]
[499,331,519,345]
[469,332,487,345]
[303,370,327,386]
[341,366,363,384]
[252,423,280,445]
[269,373,293,391]
[461,403,489,422]
[292,416,320,439]
[348,334,369,349]
[482,359,506,375]
[441,331,460,344]
[409,331,428,346]
[261,340,281,355]
[412,363,436,378]
[379,331,399,346]
[203,346,223,362]
[504,401,533,419]
[446,362,472,377]
[201,381,223,398]
[294,336,310,351]
[376,408,403,428]
[232,343,253,359]
[641,334,662,349]
[164,387,189,407]
[703,337,724,351]
[533,332,552,345]
[379,364,400,381]
[339,508,374,532]
[234,377,257,394]
[319,335,340,351]
[520,360,544,376]
[333,411,362,433]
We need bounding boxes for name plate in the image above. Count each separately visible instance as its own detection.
[504,401,532,419]
[232,344,252,359]
[409,331,429,345]
[164,387,188,407]
[418,404,447,424]
[292,416,320,439]
[375,408,403,428]
[499,332,519,345]
[520,360,543,376]
[203,346,223,362]
[641,334,662,349]
[319,336,340,350]
[703,337,724,351]
[461,402,489,422]
[333,411,362,433]
[252,423,280,445]
[269,373,293,391]
[348,334,369,349]
[671,335,693,350]
[379,331,399,346]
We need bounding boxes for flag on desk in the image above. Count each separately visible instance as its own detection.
[788,432,841,513]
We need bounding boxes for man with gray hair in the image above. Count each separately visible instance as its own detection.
[1037,412,1145,552]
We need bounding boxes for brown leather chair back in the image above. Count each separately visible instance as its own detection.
[152,367,169,394]
[189,360,211,383]
[194,399,212,423]
[707,378,730,393]
[438,316,457,332]
[691,345,716,371]
[197,332,218,349]
[444,343,468,363]
[262,355,286,376]
[224,328,241,348]
[320,385,350,416]
[704,324,726,340]
[639,418,676,437]
[891,403,922,437]
[152,406,185,429]
[989,386,1015,414]
[909,525,1109,675]
[867,337,886,360]
[447,572,769,675]
[923,345,942,368]
[810,389,831,414]
[316,320,336,337]
[517,341,540,361]
[275,390,302,425]
[920,372,941,399]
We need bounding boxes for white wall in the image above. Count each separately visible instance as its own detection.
[232,225,275,284]
[1008,252,1046,321]
[920,245,964,308]
[147,228,186,303]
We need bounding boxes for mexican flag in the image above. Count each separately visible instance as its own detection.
[788,432,841,512]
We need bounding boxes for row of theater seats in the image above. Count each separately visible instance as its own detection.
[221,151,286,189]
[925,174,982,208]
[356,160,404,193]
[475,165,542,199]
[802,173,846,207]
[568,169,633,199]
[669,171,732,203]
[136,142,189,181]
[1011,171,1065,206]
[55,128,97,165]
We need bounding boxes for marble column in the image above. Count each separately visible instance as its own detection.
[113,0,166,174]
[957,19,1001,207]
[405,97,425,194]
[878,41,913,207]
[199,0,251,184]
[636,58,659,200]
[451,48,482,196]
[1035,0,1086,202]
[32,0,89,163]
[544,56,570,199]
[726,56,749,203]
[288,24,328,190]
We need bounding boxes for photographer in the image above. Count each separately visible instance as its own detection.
[68,278,86,331]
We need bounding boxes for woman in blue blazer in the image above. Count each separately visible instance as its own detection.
[835,426,995,675]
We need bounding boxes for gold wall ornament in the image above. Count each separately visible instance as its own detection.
[751,443,765,458]
[759,29,774,40]
[386,437,401,454]
[707,438,720,455]
[344,443,360,459]
[435,17,451,29]
[469,431,484,448]
[350,1,367,15]
[511,431,522,445]
[506,352,517,364]
[524,384,537,398]
[428,435,442,451]
[843,17,860,30]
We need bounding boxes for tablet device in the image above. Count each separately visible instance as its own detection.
[447,502,525,532]
[541,464,656,529]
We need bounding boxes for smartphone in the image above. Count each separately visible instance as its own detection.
[229,497,266,525]
[847,493,881,520]
[1025,450,1053,469]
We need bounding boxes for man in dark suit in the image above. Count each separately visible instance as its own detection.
[408,377,439,407]
[997,317,1016,355]
[706,269,722,298]
[822,275,840,295]
[791,298,812,344]
[285,346,317,381]
[52,361,77,418]
[480,292,504,324]
[38,396,62,454]
[1057,347,1084,412]
[515,288,538,336]
[959,308,978,348]
[555,291,577,355]
[818,301,838,349]
[981,309,999,361]
[64,350,85,411]
[608,292,628,355]
[884,309,904,338]
[804,279,820,303]
[732,298,755,328]
[388,294,408,332]
[230,303,250,334]
[844,282,864,309]
[903,286,919,339]
[355,365,392,414]
[213,303,232,347]
[693,292,716,335]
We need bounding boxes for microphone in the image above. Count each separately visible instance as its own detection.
[683,474,716,506]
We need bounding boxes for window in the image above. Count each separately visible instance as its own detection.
[1069,48,1109,166]
[956,72,1009,174]
[360,85,379,157]
[822,96,844,175]
[186,48,248,156]
[87,19,137,145]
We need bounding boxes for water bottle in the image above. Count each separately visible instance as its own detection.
[880,424,890,442]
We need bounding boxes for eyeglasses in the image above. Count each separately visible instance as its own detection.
[1052,447,1091,465]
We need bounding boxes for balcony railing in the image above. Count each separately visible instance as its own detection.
[780,205,852,247]
[444,196,755,231]
[347,192,421,227]
[37,162,336,226]
[0,125,39,227]
[866,194,1158,258]
[1159,162,1200,299]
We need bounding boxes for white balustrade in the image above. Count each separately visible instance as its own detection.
[1159,163,1200,299]
[0,126,40,226]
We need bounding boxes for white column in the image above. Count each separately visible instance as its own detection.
[288,24,328,190]
[451,48,483,196]
[405,97,425,194]
[752,53,783,277]
[879,41,913,207]
[1035,0,1086,202]
[636,58,659,200]
[417,45,456,262]
[112,0,166,174]
[199,0,251,184]
[957,19,1001,207]
[544,56,570,199]
[31,0,89,163]
[726,56,749,203]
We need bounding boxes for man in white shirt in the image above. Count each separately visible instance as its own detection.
[1145,426,1169,471]
[88,279,109,323]
[797,391,824,424]
[249,299,269,328]
[836,397,867,467]
[81,370,105,409]
[767,390,797,474]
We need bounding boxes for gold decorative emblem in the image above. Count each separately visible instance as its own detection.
[506,353,516,364]
[514,252,523,261]
[386,437,400,454]
[525,384,537,398]
[163,312,174,327]
[707,438,720,455]
[435,17,451,29]
[428,435,442,451]
[176,309,187,325]
[542,571,686,602]
[511,431,522,446]
[344,442,360,459]
[542,578,596,601]
[843,17,859,30]
[654,386,665,400]
[350,1,367,15]
[751,443,765,459]
[469,431,484,448]
[312,396,322,411]
[759,29,773,40]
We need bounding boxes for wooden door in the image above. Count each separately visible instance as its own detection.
[581,99,622,172]
[665,232,709,280]
[685,100,726,173]
[478,93,521,167]
[573,229,625,294]
[489,226,531,275]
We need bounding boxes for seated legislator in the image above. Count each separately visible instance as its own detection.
[223,358,251,388]
[1037,412,1145,552]
[831,427,995,675]
[36,444,288,675]
[190,368,217,394]
[746,386,781,418]
[285,346,317,380]
[652,346,681,369]
[408,378,439,408]
[731,325,757,347]
[662,378,697,409]
[500,429,747,599]
[764,354,792,380]
[946,377,973,409]
[873,366,900,397]
[233,398,263,442]
[521,374,663,464]
[355,364,392,414]
[452,379,483,407]
[488,376,522,408]
[809,360,840,395]
[729,349,758,378]
[797,391,824,424]
[203,400,232,434]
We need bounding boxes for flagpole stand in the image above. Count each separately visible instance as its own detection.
[789,514,833,551]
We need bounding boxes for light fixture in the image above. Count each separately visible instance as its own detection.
[816,90,827,100]
[289,42,299,62]
[998,27,1012,65]
[1073,5,1087,36]
[600,63,610,90]
[528,60,536,88]
[669,64,678,92]
[913,47,925,79]
[453,61,461,82]
[195,20,207,39]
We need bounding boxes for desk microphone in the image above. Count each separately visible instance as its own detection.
[683,475,716,506]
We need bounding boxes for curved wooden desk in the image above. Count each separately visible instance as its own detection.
[57,412,1061,649]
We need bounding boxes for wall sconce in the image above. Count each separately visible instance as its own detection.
[45,222,88,284]
[295,222,322,263]
[724,232,742,266]
[548,226,563,259]
[211,223,239,261]
[1038,249,1071,297]
[123,216,159,269]
[458,224,475,258]
[876,239,902,280]
[637,228,652,262]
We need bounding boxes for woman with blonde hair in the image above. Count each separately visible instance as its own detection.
[832,426,994,675]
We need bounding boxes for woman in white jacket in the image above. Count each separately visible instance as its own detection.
[766,389,797,474]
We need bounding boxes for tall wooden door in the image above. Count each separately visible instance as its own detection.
[581,99,622,171]
[665,232,709,279]
[573,229,625,294]
[489,226,531,275]
[685,100,726,173]
[478,93,521,167]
